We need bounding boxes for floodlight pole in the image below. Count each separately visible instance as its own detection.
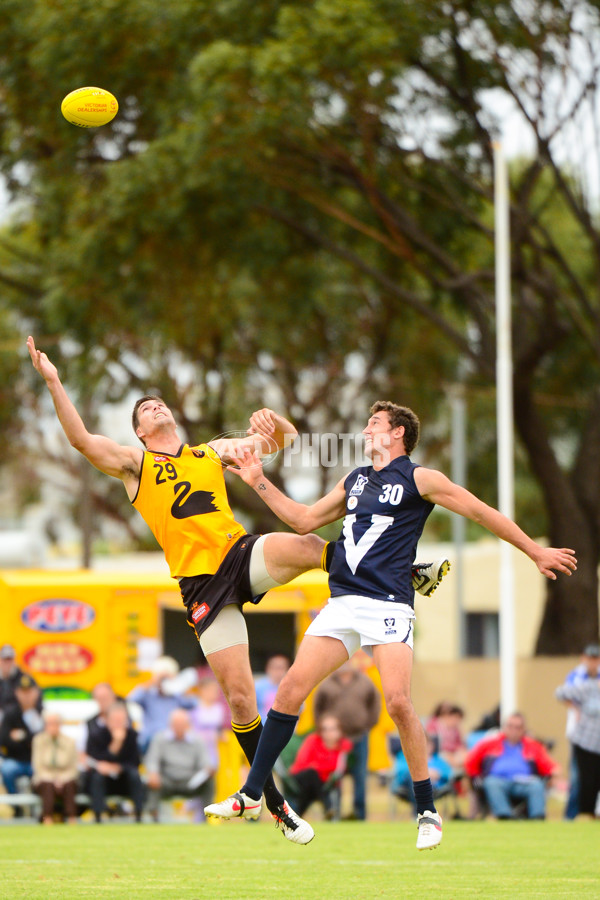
[494,142,517,722]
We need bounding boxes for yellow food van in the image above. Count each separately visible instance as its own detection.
[0,568,328,696]
[0,568,393,778]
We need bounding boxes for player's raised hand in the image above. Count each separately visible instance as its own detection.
[27,336,58,382]
[247,407,277,436]
[533,546,577,580]
[226,447,264,486]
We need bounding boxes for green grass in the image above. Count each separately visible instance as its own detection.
[0,820,596,899]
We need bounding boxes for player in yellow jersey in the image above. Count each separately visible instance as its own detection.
[27,335,323,843]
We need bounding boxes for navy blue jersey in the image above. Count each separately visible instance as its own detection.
[328,455,434,606]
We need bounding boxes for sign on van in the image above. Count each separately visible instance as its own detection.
[21,599,95,633]
[23,642,94,675]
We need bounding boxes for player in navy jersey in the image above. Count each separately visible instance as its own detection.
[206,400,577,850]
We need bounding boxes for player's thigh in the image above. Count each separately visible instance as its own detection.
[274,635,349,714]
[258,531,325,586]
[372,641,414,710]
[202,609,257,717]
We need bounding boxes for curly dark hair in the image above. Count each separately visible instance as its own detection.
[369,401,421,455]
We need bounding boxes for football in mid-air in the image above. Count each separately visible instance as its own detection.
[61,87,118,128]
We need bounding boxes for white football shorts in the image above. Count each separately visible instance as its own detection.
[304,593,415,657]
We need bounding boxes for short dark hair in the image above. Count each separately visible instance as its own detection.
[132,395,163,446]
[369,401,421,455]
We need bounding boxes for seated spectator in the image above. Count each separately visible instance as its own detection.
[254,654,290,722]
[189,676,228,772]
[80,683,128,761]
[31,711,78,824]
[426,702,467,770]
[0,674,44,795]
[556,663,600,819]
[145,708,213,822]
[465,712,559,819]
[127,657,196,754]
[285,715,352,817]
[84,702,145,823]
[0,645,41,725]
[392,733,453,812]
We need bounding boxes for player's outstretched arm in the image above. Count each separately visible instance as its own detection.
[226,448,346,533]
[27,336,142,484]
[414,466,577,580]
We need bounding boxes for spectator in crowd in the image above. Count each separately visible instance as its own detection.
[145,708,214,822]
[0,674,44,795]
[556,652,600,819]
[313,659,381,820]
[81,683,127,759]
[254,655,291,722]
[285,715,352,817]
[392,733,453,813]
[127,657,196,754]
[426,702,467,770]
[31,711,78,824]
[0,645,41,723]
[556,643,600,819]
[84,702,145,823]
[465,712,559,819]
[189,676,228,773]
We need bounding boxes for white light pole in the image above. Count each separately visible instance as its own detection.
[450,386,467,658]
[494,142,517,721]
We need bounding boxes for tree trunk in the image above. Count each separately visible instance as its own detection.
[513,381,600,653]
[534,523,599,654]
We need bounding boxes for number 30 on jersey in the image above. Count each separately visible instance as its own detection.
[379,484,404,505]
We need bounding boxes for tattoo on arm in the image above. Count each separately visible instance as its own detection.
[257,482,267,491]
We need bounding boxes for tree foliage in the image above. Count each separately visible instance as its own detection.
[1,0,599,650]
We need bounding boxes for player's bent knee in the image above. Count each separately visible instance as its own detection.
[228,691,258,723]
[385,693,414,724]
[272,678,306,715]
[297,532,325,566]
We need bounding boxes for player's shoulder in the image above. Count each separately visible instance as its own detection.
[186,442,219,461]
[412,463,448,488]
[342,466,373,493]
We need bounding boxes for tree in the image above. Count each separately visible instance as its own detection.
[1,0,599,650]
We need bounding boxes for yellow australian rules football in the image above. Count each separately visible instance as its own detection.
[61,86,118,128]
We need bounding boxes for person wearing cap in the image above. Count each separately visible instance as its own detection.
[0,645,41,722]
[0,674,44,796]
[556,643,600,818]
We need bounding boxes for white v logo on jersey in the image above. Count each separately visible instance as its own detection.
[342,513,394,574]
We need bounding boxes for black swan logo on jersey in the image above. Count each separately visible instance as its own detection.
[170,482,219,519]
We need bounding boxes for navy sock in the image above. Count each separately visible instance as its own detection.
[412,778,436,816]
[242,708,299,801]
[231,716,284,812]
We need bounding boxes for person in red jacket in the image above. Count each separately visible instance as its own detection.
[465,712,559,819]
[286,716,353,816]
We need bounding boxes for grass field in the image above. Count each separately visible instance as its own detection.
[0,819,597,899]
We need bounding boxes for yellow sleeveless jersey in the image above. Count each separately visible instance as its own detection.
[132,443,246,578]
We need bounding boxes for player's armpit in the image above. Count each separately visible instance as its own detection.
[300,477,348,532]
